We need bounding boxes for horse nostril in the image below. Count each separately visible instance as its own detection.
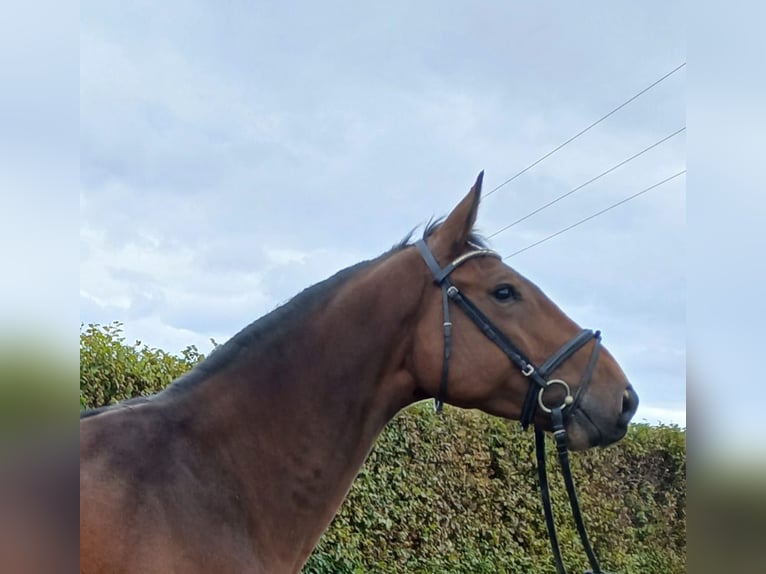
[619,385,639,423]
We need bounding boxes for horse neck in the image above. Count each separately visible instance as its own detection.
[177,248,426,568]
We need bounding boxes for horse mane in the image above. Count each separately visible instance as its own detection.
[79,219,488,417]
[168,220,488,394]
[164,258,380,396]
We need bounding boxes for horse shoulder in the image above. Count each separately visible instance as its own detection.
[80,404,268,573]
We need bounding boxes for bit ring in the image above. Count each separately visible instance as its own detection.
[538,379,574,413]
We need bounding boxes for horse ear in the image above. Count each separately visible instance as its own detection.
[431,171,483,260]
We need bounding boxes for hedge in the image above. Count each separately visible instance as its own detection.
[80,322,686,573]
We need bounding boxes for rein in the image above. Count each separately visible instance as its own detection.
[415,239,607,574]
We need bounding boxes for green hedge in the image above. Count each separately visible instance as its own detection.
[80,323,686,573]
[79,322,206,409]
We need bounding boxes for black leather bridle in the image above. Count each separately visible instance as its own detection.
[416,238,608,574]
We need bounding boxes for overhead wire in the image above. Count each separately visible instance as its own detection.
[487,126,686,239]
[484,62,687,199]
[503,170,686,259]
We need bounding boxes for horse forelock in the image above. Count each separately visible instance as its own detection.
[392,218,489,252]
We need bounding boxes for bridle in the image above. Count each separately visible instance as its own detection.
[415,238,608,574]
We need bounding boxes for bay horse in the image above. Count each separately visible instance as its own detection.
[80,173,638,573]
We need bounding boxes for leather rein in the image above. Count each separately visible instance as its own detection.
[415,239,607,574]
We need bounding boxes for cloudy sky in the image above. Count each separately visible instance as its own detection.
[80,1,685,427]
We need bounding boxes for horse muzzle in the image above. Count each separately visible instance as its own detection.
[567,383,639,450]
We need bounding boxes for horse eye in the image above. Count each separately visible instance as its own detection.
[492,284,517,301]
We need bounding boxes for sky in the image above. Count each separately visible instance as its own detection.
[80,1,686,427]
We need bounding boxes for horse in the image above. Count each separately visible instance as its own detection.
[80,172,639,573]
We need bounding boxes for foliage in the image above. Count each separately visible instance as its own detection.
[79,322,205,409]
[304,411,685,574]
[80,323,685,573]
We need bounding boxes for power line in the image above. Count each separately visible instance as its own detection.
[484,62,687,198]
[488,126,686,239]
[503,170,686,259]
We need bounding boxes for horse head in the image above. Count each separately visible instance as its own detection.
[410,172,638,450]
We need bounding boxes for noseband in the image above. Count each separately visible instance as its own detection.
[416,239,608,574]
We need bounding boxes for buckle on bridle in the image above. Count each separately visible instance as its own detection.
[521,364,535,377]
